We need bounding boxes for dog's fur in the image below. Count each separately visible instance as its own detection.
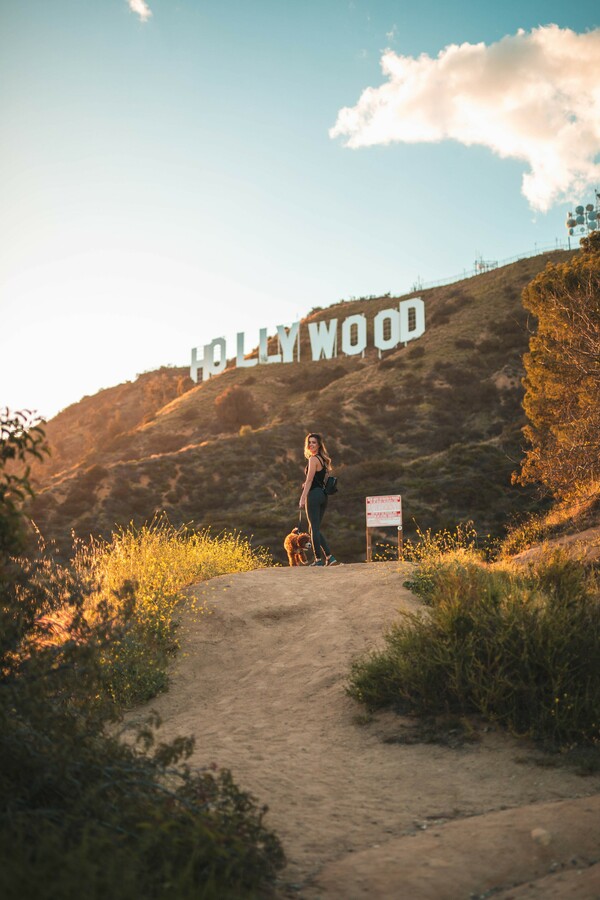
[284,527,312,566]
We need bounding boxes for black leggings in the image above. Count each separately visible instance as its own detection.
[306,488,331,562]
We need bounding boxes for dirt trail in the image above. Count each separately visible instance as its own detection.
[129,563,600,898]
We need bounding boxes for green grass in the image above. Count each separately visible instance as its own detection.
[349,545,600,747]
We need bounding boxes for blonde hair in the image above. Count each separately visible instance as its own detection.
[304,432,332,469]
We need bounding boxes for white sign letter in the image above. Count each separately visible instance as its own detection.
[399,297,425,344]
[236,332,258,369]
[259,328,282,365]
[341,314,367,356]
[276,322,300,364]
[190,338,227,382]
[190,347,202,383]
[374,309,400,352]
[308,319,338,360]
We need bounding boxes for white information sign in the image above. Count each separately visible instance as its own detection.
[366,495,402,528]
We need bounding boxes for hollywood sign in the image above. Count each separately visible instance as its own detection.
[190,297,425,383]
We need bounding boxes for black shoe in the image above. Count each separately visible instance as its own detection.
[326,556,340,566]
[310,560,324,566]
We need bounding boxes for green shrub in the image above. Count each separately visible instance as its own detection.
[0,553,284,898]
[0,413,284,898]
[350,550,600,746]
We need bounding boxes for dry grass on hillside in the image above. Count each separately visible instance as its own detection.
[29,251,580,563]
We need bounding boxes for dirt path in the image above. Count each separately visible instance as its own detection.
[129,563,600,898]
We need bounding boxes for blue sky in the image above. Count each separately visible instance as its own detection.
[1,1,599,419]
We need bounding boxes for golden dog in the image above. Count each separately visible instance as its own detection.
[284,527,312,566]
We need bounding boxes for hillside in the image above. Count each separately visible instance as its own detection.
[127,563,600,898]
[29,250,577,562]
[31,366,195,481]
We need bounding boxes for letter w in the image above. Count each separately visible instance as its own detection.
[308,319,338,361]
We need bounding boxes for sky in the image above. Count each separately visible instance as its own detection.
[2,0,599,420]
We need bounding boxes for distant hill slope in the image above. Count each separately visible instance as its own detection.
[30,251,574,562]
[31,366,194,482]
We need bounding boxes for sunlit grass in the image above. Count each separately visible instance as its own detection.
[500,480,600,558]
[74,516,272,705]
[402,521,489,603]
[402,521,482,562]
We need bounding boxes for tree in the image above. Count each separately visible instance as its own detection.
[0,409,48,557]
[515,233,600,497]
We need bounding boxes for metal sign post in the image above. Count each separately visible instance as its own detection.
[365,495,403,562]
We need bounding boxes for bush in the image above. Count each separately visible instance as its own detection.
[349,548,600,746]
[214,386,262,430]
[75,517,272,705]
[402,522,484,602]
[0,557,284,897]
[0,415,284,897]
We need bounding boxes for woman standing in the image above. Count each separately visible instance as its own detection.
[299,432,339,567]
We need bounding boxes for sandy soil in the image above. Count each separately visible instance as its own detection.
[128,562,600,899]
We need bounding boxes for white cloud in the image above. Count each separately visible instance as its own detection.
[127,0,152,23]
[330,25,600,211]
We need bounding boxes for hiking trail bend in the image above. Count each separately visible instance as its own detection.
[130,562,600,899]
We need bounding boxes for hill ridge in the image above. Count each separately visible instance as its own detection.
[30,251,574,561]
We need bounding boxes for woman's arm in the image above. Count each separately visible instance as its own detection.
[299,456,318,508]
